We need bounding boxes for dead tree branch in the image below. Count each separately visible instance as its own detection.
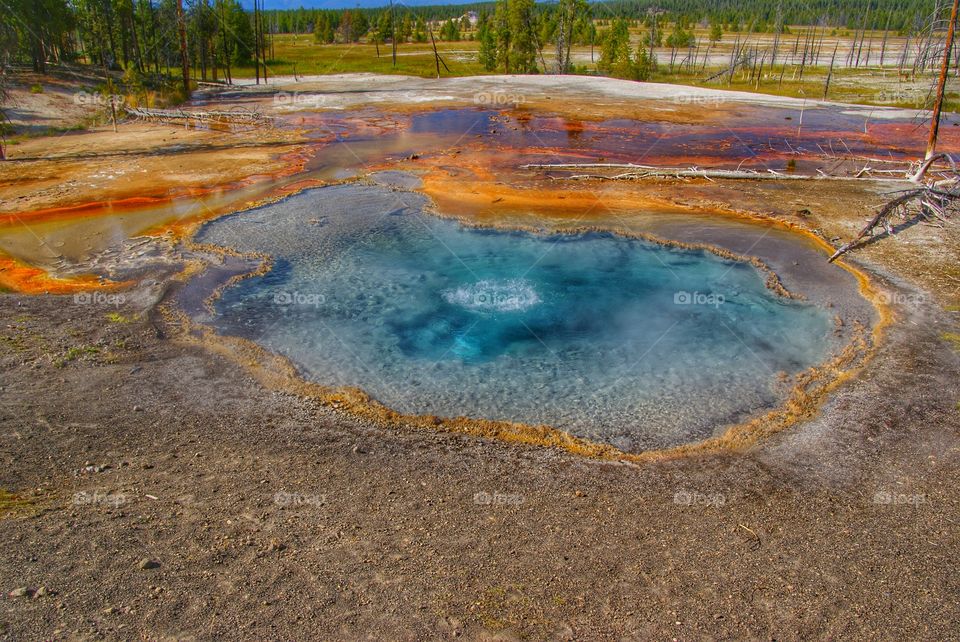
[829,154,958,262]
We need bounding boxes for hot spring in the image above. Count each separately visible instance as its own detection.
[195,184,840,452]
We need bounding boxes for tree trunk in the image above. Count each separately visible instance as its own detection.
[927,0,960,158]
[176,0,190,98]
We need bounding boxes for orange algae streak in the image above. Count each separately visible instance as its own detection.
[0,197,169,227]
[0,253,130,295]
[2,145,314,229]
[417,163,686,224]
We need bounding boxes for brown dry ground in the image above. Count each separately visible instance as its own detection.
[2,69,108,135]
[0,74,959,639]
[0,250,958,640]
[0,123,305,216]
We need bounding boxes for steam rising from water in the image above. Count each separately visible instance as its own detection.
[443,279,541,313]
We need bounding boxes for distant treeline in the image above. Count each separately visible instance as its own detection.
[0,0,946,85]
[268,0,939,35]
[2,0,274,84]
[593,0,939,33]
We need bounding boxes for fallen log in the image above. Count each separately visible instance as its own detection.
[520,163,909,182]
[521,161,955,263]
[124,106,272,126]
[195,81,240,88]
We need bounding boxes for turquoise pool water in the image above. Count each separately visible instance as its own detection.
[197,185,835,451]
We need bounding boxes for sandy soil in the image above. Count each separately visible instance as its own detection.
[1,73,959,639]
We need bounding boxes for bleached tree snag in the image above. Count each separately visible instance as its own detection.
[927,0,960,158]
[909,152,954,182]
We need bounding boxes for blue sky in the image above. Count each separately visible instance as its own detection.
[250,0,483,9]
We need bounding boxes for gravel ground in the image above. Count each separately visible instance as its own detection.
[0,265,957,640]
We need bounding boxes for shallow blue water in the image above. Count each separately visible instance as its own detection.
[199,185,835,451]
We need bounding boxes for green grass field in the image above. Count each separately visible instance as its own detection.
[223,33,953,111]
[232,36,487,79]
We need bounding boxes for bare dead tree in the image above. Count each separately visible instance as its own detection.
[879,12,892,66]
[855,2,872,67]
[0,72,8,160]
[428,25,450,79]
[829,154,958,261]
[390,0,397,68]
[927,0,960,158]
[176,0,190,97]
[770,1,783,69]
[824,42,840,99]
[754,51,766,90]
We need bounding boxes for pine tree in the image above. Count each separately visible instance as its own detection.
[493,0,511,72]
[507,0,538,73]
[478,22,497,71]
[598,18,631,76]
[413,16,427,43]
[709,22,723,43]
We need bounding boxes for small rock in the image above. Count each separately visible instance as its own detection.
[133,405,144,412]
[138,558,160,570]
[8,587,31,598]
